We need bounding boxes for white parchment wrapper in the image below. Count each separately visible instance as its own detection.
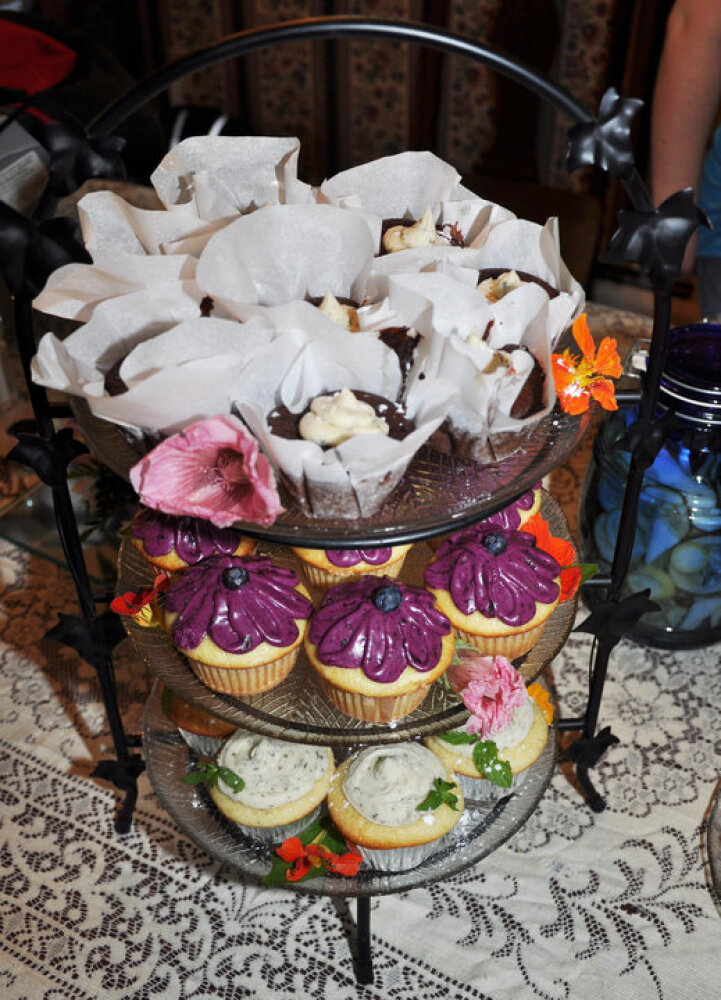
[31,137,316,322]
[81,316,276,436]
[319,150,513,256]
[235,326,454,518]
[195,203,379,314]
[387,272,557,449]
[32,281,211,392]
[150,135,313,215]
[32,251,198,322]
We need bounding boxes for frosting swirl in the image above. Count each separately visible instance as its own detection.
[424,526,560,627]
[326,547,393,568]
[343,744,446,825]
[298,388,389,446]
[216,730,331,808]
[132,507,244,564]
[166,554,313,653]
[308,575,451,683]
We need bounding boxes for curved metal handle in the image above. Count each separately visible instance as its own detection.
[89,15,594,134]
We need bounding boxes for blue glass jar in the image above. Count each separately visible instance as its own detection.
[579,323,721,648]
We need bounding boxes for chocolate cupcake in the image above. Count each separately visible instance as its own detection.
[267,388,414,445]
[381,208,465,254]
[477,268,559,302]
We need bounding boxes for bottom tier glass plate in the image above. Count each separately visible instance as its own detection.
[142,681,557,897]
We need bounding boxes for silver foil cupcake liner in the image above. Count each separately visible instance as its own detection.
[239,805,322,845]
[356,832,452,873]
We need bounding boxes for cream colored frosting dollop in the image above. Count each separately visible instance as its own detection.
[382,207,448,253]
[298,387,389,446]
[464,331,513,375]
[318,292,360,331]
[217,730,331,808]
[477,270,525,302]
[343,744,446,826]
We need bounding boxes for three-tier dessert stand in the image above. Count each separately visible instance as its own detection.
[0,16,697,984]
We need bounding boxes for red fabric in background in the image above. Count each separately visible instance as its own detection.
[0,19,76,95]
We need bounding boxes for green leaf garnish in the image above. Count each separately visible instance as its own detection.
[181,761,245,792]
[416,777,459,812]
[579,562,599,584]
[439,730,478,745]
[217,766,245,793]
[471,741,513,788]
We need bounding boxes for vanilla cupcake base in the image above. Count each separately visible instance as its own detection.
[430,591,558,660]
[306,629,456,723]
[293,545,411,593]
[327,754,463,871]
[426,699,549,802]
[186,645,302,696]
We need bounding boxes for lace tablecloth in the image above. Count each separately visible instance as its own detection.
[1,301,719,999]
[1,546,719,998]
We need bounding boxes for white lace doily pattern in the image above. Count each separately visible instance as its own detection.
[0,526,719,1000]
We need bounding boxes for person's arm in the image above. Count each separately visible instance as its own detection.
[650,0,721,270]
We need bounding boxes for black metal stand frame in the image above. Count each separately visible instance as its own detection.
[0,15,696,984]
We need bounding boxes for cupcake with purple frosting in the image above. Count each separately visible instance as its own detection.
[305,575,454,723]
[130,506,256,577]
[430,485,542,550]
[164,554,314,696]
[424,524,560,659]
[291,543,412,594]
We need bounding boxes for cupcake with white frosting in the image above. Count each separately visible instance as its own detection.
[425,653,550,802]
[326,742,463,871]
[207,728,335,843]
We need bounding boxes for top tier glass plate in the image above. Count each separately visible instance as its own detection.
[142,680,557,898]
[73,398,590,547]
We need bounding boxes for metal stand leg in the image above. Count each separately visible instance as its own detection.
[7,296,144,834]
[355,897,374,985]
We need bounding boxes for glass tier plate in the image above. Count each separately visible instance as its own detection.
[119,490,576,747]
[708,781,721,908]
[142,680,557,897]
[74,397,590,546]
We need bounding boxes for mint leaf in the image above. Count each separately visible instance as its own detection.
[439,730,479,745]
[472,741,513,788]
[217,766,245,793]
[417,778,459,812]
[181,761,244,792]
[181,762,219,786]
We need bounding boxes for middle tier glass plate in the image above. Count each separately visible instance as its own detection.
[118,491,576,747]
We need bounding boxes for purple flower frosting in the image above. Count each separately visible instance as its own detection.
[446,484,541,535]
[326,547,393,568]
[166,554,313,654]
[308,576,451,684]
[132,507,244,565]
[424,525,560,628]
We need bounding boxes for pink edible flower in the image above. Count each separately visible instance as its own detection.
[456,655,527,739]
[130,415,284,529]
[446,647,501,694]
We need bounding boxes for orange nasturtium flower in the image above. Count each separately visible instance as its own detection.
[110,572,170,627]
[523,513,581,602]
[527,683,554,725]
[551,313,622,415]
[276,836,363,882]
